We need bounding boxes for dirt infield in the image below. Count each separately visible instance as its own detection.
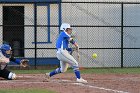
[0,73,140,93]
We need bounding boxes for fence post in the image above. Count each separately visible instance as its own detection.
[34,2,37,69]
[121,2,124,68]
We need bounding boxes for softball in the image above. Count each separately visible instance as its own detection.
[92,53,97,59]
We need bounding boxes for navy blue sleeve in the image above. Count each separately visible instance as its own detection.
[10,56,21,64]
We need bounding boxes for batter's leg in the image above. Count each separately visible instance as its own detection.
[48,61,69,77]
[57,50,87,83]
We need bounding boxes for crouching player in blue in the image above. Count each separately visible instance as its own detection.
[46,23,87,83]
[0,44,29,80]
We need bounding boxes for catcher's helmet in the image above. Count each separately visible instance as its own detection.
[60,23,71,31]
[0,44,12,58]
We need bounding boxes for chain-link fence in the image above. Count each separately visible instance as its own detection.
[1,1,140,69]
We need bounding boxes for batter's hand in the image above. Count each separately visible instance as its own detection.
[20,59,29,67]
[71,46,79,52]
[75,46,79,52]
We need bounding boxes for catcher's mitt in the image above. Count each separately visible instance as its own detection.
[20,59,29,67]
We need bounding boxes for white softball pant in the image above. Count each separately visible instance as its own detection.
[57,49,79,72]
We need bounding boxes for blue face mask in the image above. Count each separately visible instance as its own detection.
[6,54,12,58]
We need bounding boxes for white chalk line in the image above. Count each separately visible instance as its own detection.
[0,79,129,93]
[52,79,129,93]
[73,83,129,93]
[0,75,130,93]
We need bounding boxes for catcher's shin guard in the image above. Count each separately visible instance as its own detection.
[0,69,11,79]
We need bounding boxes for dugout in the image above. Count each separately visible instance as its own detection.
[0,0,61,69]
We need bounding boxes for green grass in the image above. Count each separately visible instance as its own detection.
[0,88,56,93]
[12,67,140,74]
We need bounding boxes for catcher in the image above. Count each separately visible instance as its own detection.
[0,44,29,80]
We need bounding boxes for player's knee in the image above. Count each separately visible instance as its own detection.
[8,72,17,80]
[72,66,79,71]
[72,61,78,67]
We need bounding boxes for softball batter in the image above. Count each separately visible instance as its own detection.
[46,23,87,83]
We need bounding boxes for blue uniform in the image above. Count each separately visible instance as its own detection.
[46,23,87,83]
[49,31,81,80]
[56,31,70,49]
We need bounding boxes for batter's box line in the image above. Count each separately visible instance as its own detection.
[50,79,129,93]
[0,79,130,93]
[73,83,129,93]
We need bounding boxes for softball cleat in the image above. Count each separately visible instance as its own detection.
[76,78,88,83]
[45,73,51,81]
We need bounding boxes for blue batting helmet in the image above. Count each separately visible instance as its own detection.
[0,44,12,58]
